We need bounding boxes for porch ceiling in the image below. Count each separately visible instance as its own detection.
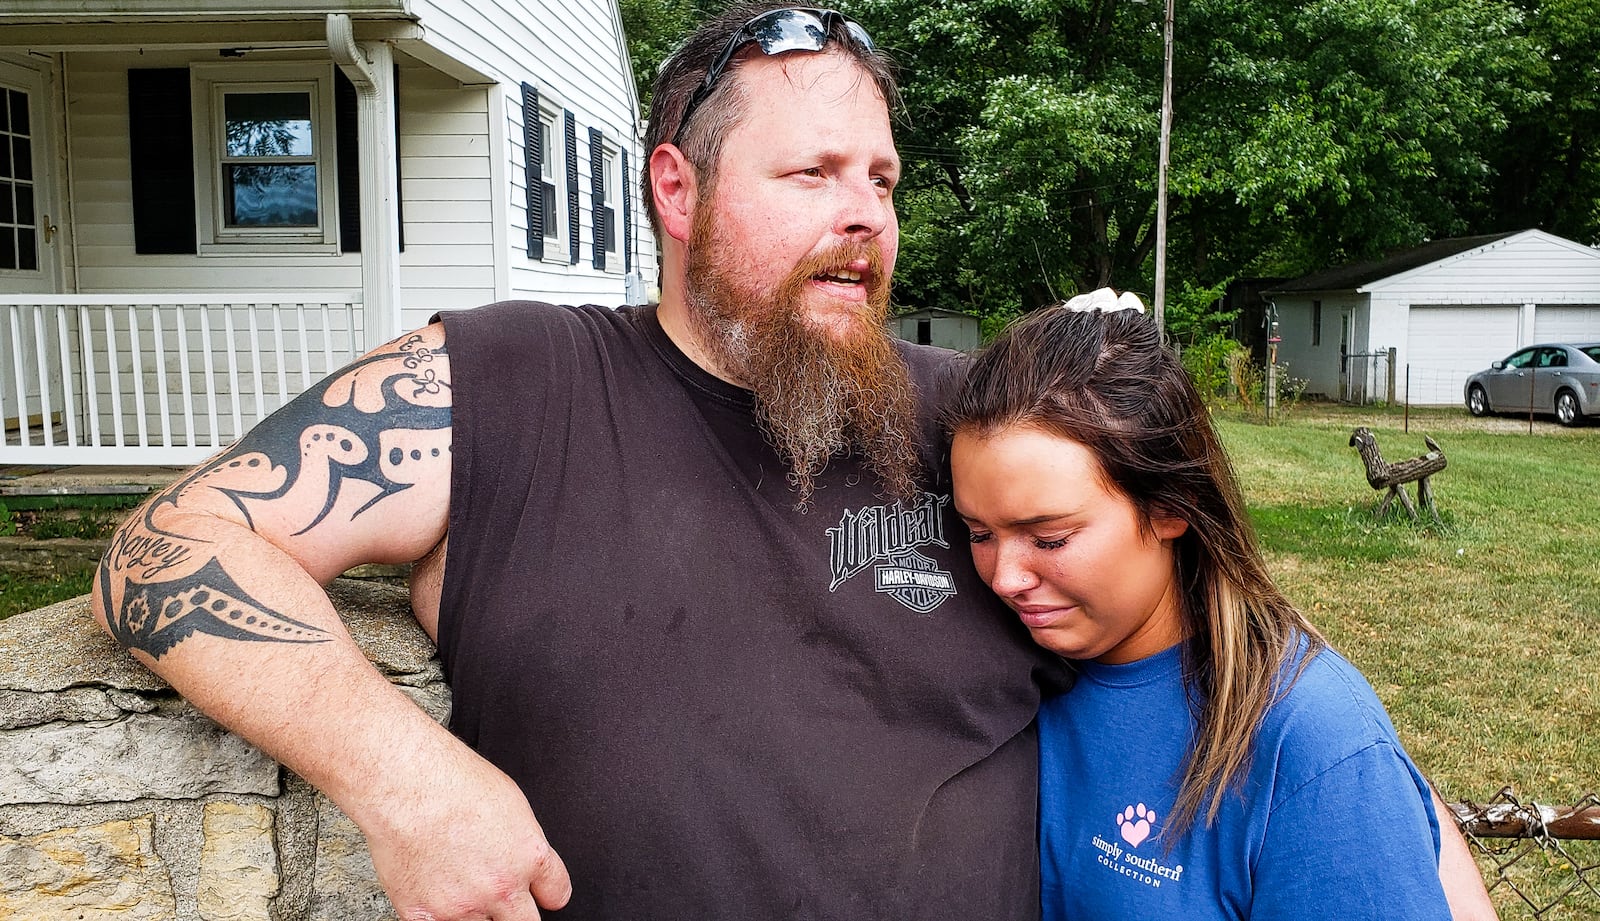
[0,1,411,21]
[0,19,422,54]
[0,2,419,51]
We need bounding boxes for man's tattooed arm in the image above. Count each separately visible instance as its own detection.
[87,322,573,921]
[93,325,454,662]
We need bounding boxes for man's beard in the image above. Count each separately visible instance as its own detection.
[683,209,922,507]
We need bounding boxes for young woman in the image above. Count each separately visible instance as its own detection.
[945,304,1452,919]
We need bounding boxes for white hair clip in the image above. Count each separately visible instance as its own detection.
[1060,287,1147,314]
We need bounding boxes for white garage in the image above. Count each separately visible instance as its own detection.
[1267,230,1600,405]
[1405,305,1521,406]
[1534,305,1600,342]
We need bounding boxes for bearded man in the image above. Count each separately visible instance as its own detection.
[91,3,1494,919]
[91,4,1055,919]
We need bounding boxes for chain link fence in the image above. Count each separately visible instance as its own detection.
[1341,349,1395,405]
[1450,790,1600,919]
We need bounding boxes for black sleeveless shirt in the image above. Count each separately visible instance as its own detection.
[438,301,1060,920]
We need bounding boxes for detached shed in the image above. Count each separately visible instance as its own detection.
[1265,230,1600,405]
[891,307,981,353]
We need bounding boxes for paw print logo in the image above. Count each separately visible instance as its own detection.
[1116,803,1155,848]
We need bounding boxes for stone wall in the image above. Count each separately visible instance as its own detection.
[0,580,444,920]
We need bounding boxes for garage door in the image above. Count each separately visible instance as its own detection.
[1406,305,1520,405]
[1534,305,1600,342]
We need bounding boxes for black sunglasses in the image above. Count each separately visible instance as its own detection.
[671,7,875,148]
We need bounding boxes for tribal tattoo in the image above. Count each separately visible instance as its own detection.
[101,558,329,657]
[98,333,452,660]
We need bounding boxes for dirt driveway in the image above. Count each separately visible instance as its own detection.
[1275,401,1594,436]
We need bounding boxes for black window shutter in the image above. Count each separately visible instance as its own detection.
[564,110,579,265]
[588,127,605,270]
[621,148,632,273]
[334,69,361,253]
[127,69,196,255]
[521,83,543,260]
[393,61,404,253]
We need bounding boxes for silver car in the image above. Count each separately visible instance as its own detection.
[1464,342,1600,426]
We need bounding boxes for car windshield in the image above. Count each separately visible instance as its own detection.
[1504,349,1537,369]
[1583,346,1600,363]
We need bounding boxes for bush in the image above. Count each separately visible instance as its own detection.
[1183,346,1313,419]
[979,304,1024,345]
[1227,349,1263,411]
[1274,362,1310,409]
[1163,279,1235,346]
[1181,334,1250,408]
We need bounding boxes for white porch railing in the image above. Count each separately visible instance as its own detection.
[0,293,364,465]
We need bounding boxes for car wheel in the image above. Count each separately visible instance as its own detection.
[1555,390,1581,427]
[1467,385,1490,417]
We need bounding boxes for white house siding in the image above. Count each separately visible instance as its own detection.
[1534,305,1600,342]
[1367,233,1600,306]
[62,51,367,442]
[65,50,364,295]
[396,56,498,331]
[411,0,657,308]
[1267,295,1363,400]
[1363,232,1600,403]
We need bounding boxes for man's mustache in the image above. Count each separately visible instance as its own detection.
[787,241,889,298]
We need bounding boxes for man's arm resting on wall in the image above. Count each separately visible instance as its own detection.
[91,324,571,921]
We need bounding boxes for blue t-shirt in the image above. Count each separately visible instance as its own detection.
[1039,643,1450,920]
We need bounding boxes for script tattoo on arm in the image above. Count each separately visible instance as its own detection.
[97,333,453,660]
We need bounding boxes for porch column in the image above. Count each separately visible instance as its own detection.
[328,15,403,346]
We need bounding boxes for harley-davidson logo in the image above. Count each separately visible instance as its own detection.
[826,492,957,613]
[874,549,957,614]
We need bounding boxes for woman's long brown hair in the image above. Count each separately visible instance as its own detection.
[943,306,1325,840]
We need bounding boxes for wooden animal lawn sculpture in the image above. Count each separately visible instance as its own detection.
[1347,427,1447,527]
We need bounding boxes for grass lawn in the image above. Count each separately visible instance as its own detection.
[1223,403,1599,917]
[0,500,127,621]
[1219,403,1599,803]
[0,565,98,620]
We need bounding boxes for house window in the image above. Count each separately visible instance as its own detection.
[0,87,37,272]
[601,145,620,264]
[1312,300,1322,346]
[220,90,317,227]
[192,65,338,252]
[539,114,559,246]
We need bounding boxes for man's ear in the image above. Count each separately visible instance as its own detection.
[650,144,698,243]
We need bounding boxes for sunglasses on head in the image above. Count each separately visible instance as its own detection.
[671,7,876,148]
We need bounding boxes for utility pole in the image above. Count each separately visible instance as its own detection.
[1153,0,1175,333]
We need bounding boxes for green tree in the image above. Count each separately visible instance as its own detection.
[847,0,1535,322]
[1470,0,1600,243]
[617,0,1551,328]
[618,0,713,118]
